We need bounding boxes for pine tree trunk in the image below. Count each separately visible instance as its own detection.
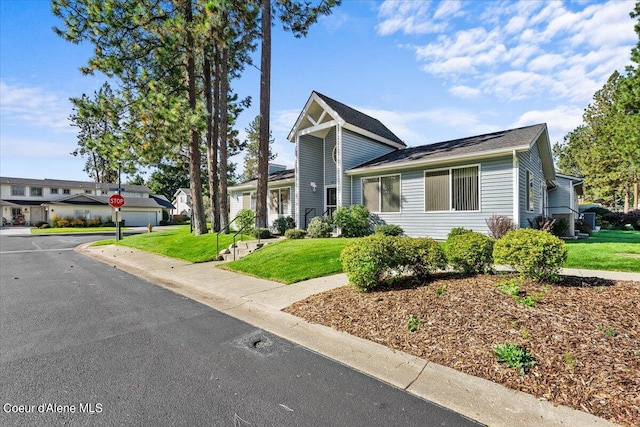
[204,54,218,232]
[624,186,630,213]
[219,45,230,233]
[184,1,207,235]
[634,173,639,210]
[212,47,221,232]
[256,0,271,229]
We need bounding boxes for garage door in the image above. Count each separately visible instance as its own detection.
[120,210,158,226]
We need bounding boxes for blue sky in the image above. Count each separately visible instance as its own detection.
[0,0,637,182]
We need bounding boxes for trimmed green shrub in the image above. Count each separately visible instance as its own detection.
[34,221,47,228]
[374,224,404,236]
[70,218,86,227]
[447,227,472,241]
[307,216,333,238]
[253,227,271,239]
[341,235,393,291]
[272,216,296,235]
[493,229,568,282]
[86,219,102,227]
[333,205,372,237]
[56,219,70,228]
[446,232,494,275]
[551,217,569,237]
[394,237,447,280]
[236,209,255,234]
[341,235,446,291]
[285,228,306,239]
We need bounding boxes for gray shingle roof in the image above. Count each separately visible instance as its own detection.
[313,92,405,147]
[45,194,170,209]
[0,177,151,193]
[350,124,546,171]
[231,168,295,188]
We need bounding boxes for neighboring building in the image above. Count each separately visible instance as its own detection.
[171,188,192,217]
[228,91,583,239]
[0,177,173,227]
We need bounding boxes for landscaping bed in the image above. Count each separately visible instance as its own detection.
[284,273,640,426]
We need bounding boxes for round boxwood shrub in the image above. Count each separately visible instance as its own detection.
[374,224,404,236]
[394,237,447,280]
[272,216,296,235]
[333,204,372,237]
[446,232,494,275]
[285,228,307,239]
[493,229,568,282]
[446,227,473,241]
[253,227,271,239]
[341,235,394,291]
[341,235,446,291]
[307,216,333,238]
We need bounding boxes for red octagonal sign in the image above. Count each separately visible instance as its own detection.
[108,194,125,208]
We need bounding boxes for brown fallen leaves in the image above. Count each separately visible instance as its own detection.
[284,273,640,426]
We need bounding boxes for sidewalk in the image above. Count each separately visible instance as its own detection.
[77,243,629,427]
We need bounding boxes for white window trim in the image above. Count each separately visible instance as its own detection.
[361,173,402,214]
[423,164,482,213]
[11,185,25,196]
[269,187,291,216]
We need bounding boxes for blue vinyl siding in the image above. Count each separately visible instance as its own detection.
[517,142,545,228]
[324,127,337,186]
[351,156,514,240]
[297,134,325,228]
[341,129,397,207]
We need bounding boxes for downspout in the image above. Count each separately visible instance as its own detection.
[336,124,342,208]
[295,134,300,229]
[512,150,520,228]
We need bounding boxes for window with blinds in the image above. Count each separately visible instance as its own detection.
[425,166,479,212]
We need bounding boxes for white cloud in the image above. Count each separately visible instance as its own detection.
[433,0,462,20]
[449,85,481,98]
[382,0,636,105]
[0,80,74,132]
[376,0,447,35]
[511,106,584,144]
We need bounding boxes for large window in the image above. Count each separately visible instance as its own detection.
[526,170,534,212]
[425,166,479,212]
[269,188,291,215]
[30,187,43,196]
[362,175,400,213]
[242,192,256,210]
[11,185,25,196]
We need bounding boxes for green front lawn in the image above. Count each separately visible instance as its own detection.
[564,229,640,272]
[89,227,639,282]
[100,225,251,263]
[220,238,354,284]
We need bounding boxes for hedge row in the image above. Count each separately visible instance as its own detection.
[342,228,568,291]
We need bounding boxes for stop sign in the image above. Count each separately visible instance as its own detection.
[108,194,125,208]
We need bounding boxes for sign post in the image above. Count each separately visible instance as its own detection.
[109,194,125,241]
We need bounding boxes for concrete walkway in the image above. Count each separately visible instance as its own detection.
[76,243,635,427]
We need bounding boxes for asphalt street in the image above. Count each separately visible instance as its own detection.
[0,233,481,426]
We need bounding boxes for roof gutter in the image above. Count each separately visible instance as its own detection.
[346,145,530,176]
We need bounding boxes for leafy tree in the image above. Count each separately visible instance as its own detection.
[147,161,190,200]
[242,116,275,182]
[69,82,129,183]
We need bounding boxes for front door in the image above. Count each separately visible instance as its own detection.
[326,187,337,217]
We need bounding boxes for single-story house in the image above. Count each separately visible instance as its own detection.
[0,177,173,227]
[228,91,583,239]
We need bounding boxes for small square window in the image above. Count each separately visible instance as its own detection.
[51,188,59,194]
[63,189,70,195]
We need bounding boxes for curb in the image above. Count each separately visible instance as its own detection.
[76,243,622,427]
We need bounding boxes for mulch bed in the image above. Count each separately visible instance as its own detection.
[284,273,640,426]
